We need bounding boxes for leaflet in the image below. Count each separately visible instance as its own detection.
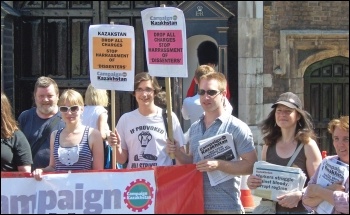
[315,157,349,214]
[251,161,306,201]
[197,132,238,186]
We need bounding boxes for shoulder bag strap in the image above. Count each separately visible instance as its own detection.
[287,143,304,167]
[31,115,61,158]
[162,108,168,134]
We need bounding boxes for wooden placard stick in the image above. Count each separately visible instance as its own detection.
[110,21,117,169]
[165,77,175,159]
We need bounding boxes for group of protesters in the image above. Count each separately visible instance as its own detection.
[1,41,348,214]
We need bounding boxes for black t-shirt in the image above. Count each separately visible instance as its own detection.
[1,130,33,171]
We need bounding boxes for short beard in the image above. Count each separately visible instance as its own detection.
[37,104,57,115]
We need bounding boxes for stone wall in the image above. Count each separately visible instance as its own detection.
[263,1,349,103]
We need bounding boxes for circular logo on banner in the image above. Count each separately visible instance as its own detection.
[124,179,154,212]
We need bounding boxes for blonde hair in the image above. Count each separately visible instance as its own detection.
[58,89,84,107]
[199,72,227,92]
[84,84,109,107]
[328,116,349,134]
[194,65,215,82]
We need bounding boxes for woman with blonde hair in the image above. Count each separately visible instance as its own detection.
[1,92,33,172]
[32,89,104,180]
[82,83,110,140]
[303,116,349,214]
[82,83,112,168]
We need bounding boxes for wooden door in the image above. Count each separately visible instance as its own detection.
[304,56,349,155]
[13,1,180,126]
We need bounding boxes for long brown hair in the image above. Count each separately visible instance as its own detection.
[1,92,19,139]
[260,105,316,146]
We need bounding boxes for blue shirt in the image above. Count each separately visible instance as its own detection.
[18,107,65,169]
[188,112,255,211]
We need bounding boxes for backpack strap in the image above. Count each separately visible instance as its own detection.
[162,108,168,134]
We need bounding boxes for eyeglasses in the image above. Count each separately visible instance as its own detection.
[135,88,154,94]
[59,105,79,113]
[198,89,221,96]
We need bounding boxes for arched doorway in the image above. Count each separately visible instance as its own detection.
[304,56,349,155]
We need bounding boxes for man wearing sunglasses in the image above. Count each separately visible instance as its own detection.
[18,76,65,169]
[167,72,257,214]
[182,65,233,125]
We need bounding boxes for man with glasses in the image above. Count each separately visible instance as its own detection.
[182,65,233,125]
[108,72,186,169]
[18,76,65,169]
[167,72,257,214]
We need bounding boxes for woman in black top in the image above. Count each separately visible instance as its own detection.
[1,92,33,172]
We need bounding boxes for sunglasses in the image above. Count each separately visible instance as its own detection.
[59,105,79,113]
[198,89,221,96]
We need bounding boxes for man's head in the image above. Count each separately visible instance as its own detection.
[197,41,219,66]
[34,76,59,117]
[133,72,162,107]
[198,72,227,113]
[199,72,227,94]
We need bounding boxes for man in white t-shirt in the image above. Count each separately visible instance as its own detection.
[108,72,186,169]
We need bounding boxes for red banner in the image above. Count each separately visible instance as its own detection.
[1,164,203,214]
[155,164,204,213]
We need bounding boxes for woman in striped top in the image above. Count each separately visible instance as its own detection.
[32,89,104,180]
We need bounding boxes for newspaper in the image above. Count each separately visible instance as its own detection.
[197,132,238,186]
[251,161,306,201]
[315,157,349,214]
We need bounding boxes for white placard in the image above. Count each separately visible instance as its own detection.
[89,24,135,91]
[141,7,188,77]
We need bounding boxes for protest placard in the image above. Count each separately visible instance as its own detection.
[141,7,188,78]
[88,24,135,91]
[88,23,136,168]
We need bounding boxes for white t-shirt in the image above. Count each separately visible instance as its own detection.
[116,106,185,169]
[181,94,233,125]
[81,106,110,134]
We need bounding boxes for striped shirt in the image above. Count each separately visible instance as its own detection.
[53,126,92,171]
